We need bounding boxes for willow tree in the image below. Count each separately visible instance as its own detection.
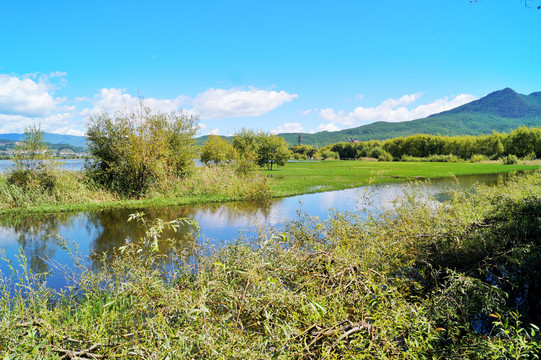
[85,101,198,198]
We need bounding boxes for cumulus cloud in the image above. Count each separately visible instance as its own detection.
[192,87,298,119]
[273,122,304,134]
[88,88,189,115]
[0,74,62,117]
[0,73,84,134]
[320,93,477,127]
[317,123,341,132]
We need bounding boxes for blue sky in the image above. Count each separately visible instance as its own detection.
[1,0,540,137]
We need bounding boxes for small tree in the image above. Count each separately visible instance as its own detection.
[85,101,198,198]
[8,126,58,191]
[256,133,291,170]
[232,128,260,174]
[200,135,236,165]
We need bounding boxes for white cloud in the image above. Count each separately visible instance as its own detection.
[319,93,477,127]
[0,74,62,117]
[88,88,189,115]
[192,87,298,119]
[273,122,304,134]
[0,73,84,134]
[209,128,220,135]
[317,123,341,132]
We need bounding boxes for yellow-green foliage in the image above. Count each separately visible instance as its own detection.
[328,126,541,161]
[86,101,198,198]
[152,165,271,201]
[200,135,236,165]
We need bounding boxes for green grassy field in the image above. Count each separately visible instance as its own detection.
[268,160,541,196]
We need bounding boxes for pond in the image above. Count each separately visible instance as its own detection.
[0,172,515,289]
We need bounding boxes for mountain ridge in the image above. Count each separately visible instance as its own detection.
[277,88,541,146]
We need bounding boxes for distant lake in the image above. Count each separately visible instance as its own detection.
[0,159,85,172]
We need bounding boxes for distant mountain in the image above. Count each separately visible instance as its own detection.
[0,132,87,148]
[276,88,541,147]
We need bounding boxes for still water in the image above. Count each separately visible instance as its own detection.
[0,173,511,289]
[0,159,85,172]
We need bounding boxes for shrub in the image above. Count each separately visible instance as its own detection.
[320,150,339,160]
[524,151,537,161]
[378,152,393,161]
[6,126,59,194]
[470,154,488,162]
[427,154,461,162]
[85,100,198,198]
[502,154,519,165]
[368,146,386,159]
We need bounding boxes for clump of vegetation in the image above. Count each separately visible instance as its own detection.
[427,153,461,162]
[502,154,519,165]
[7,126,58,193]
[0,127,117,210]
[2,172,541,358]
[377,151,393,161]
[85,100,198,198]
[319,149,340,160]
[290,144,318,159]
[200,135,236,165]
[228,129,290,171]
[153,165,271,201]
[469,154,488,162]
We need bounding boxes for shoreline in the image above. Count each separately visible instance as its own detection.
[1,161,538,216]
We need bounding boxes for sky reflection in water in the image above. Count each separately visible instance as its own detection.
[0,173,509,289]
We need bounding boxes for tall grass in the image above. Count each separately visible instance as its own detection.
[152,165,271,201]
[1,172,541,358]
[0,166,270,212]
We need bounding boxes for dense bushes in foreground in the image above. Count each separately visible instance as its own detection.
[1,172,541,358]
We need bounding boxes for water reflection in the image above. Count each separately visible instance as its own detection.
[0,172,519,289]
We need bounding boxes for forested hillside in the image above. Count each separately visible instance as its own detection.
[278,88,541,146]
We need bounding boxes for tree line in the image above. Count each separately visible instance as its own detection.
[316,126,541,161]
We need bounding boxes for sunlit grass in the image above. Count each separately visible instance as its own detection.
[268,160,540,196]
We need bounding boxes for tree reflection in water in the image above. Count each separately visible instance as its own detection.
[0,199,274,288]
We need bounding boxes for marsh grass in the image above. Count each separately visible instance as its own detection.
[0,166,270,213]
[1,173,541,358]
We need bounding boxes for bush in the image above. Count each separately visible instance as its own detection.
[86,100,198,198]
[427,154,461,162]
[368,146,386,159]
[6,126,59,194]
[470,154,488,162]
[502,154,519,165]
[524,151,537,161]
[320,150,340,160]
[378,152,393,161]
